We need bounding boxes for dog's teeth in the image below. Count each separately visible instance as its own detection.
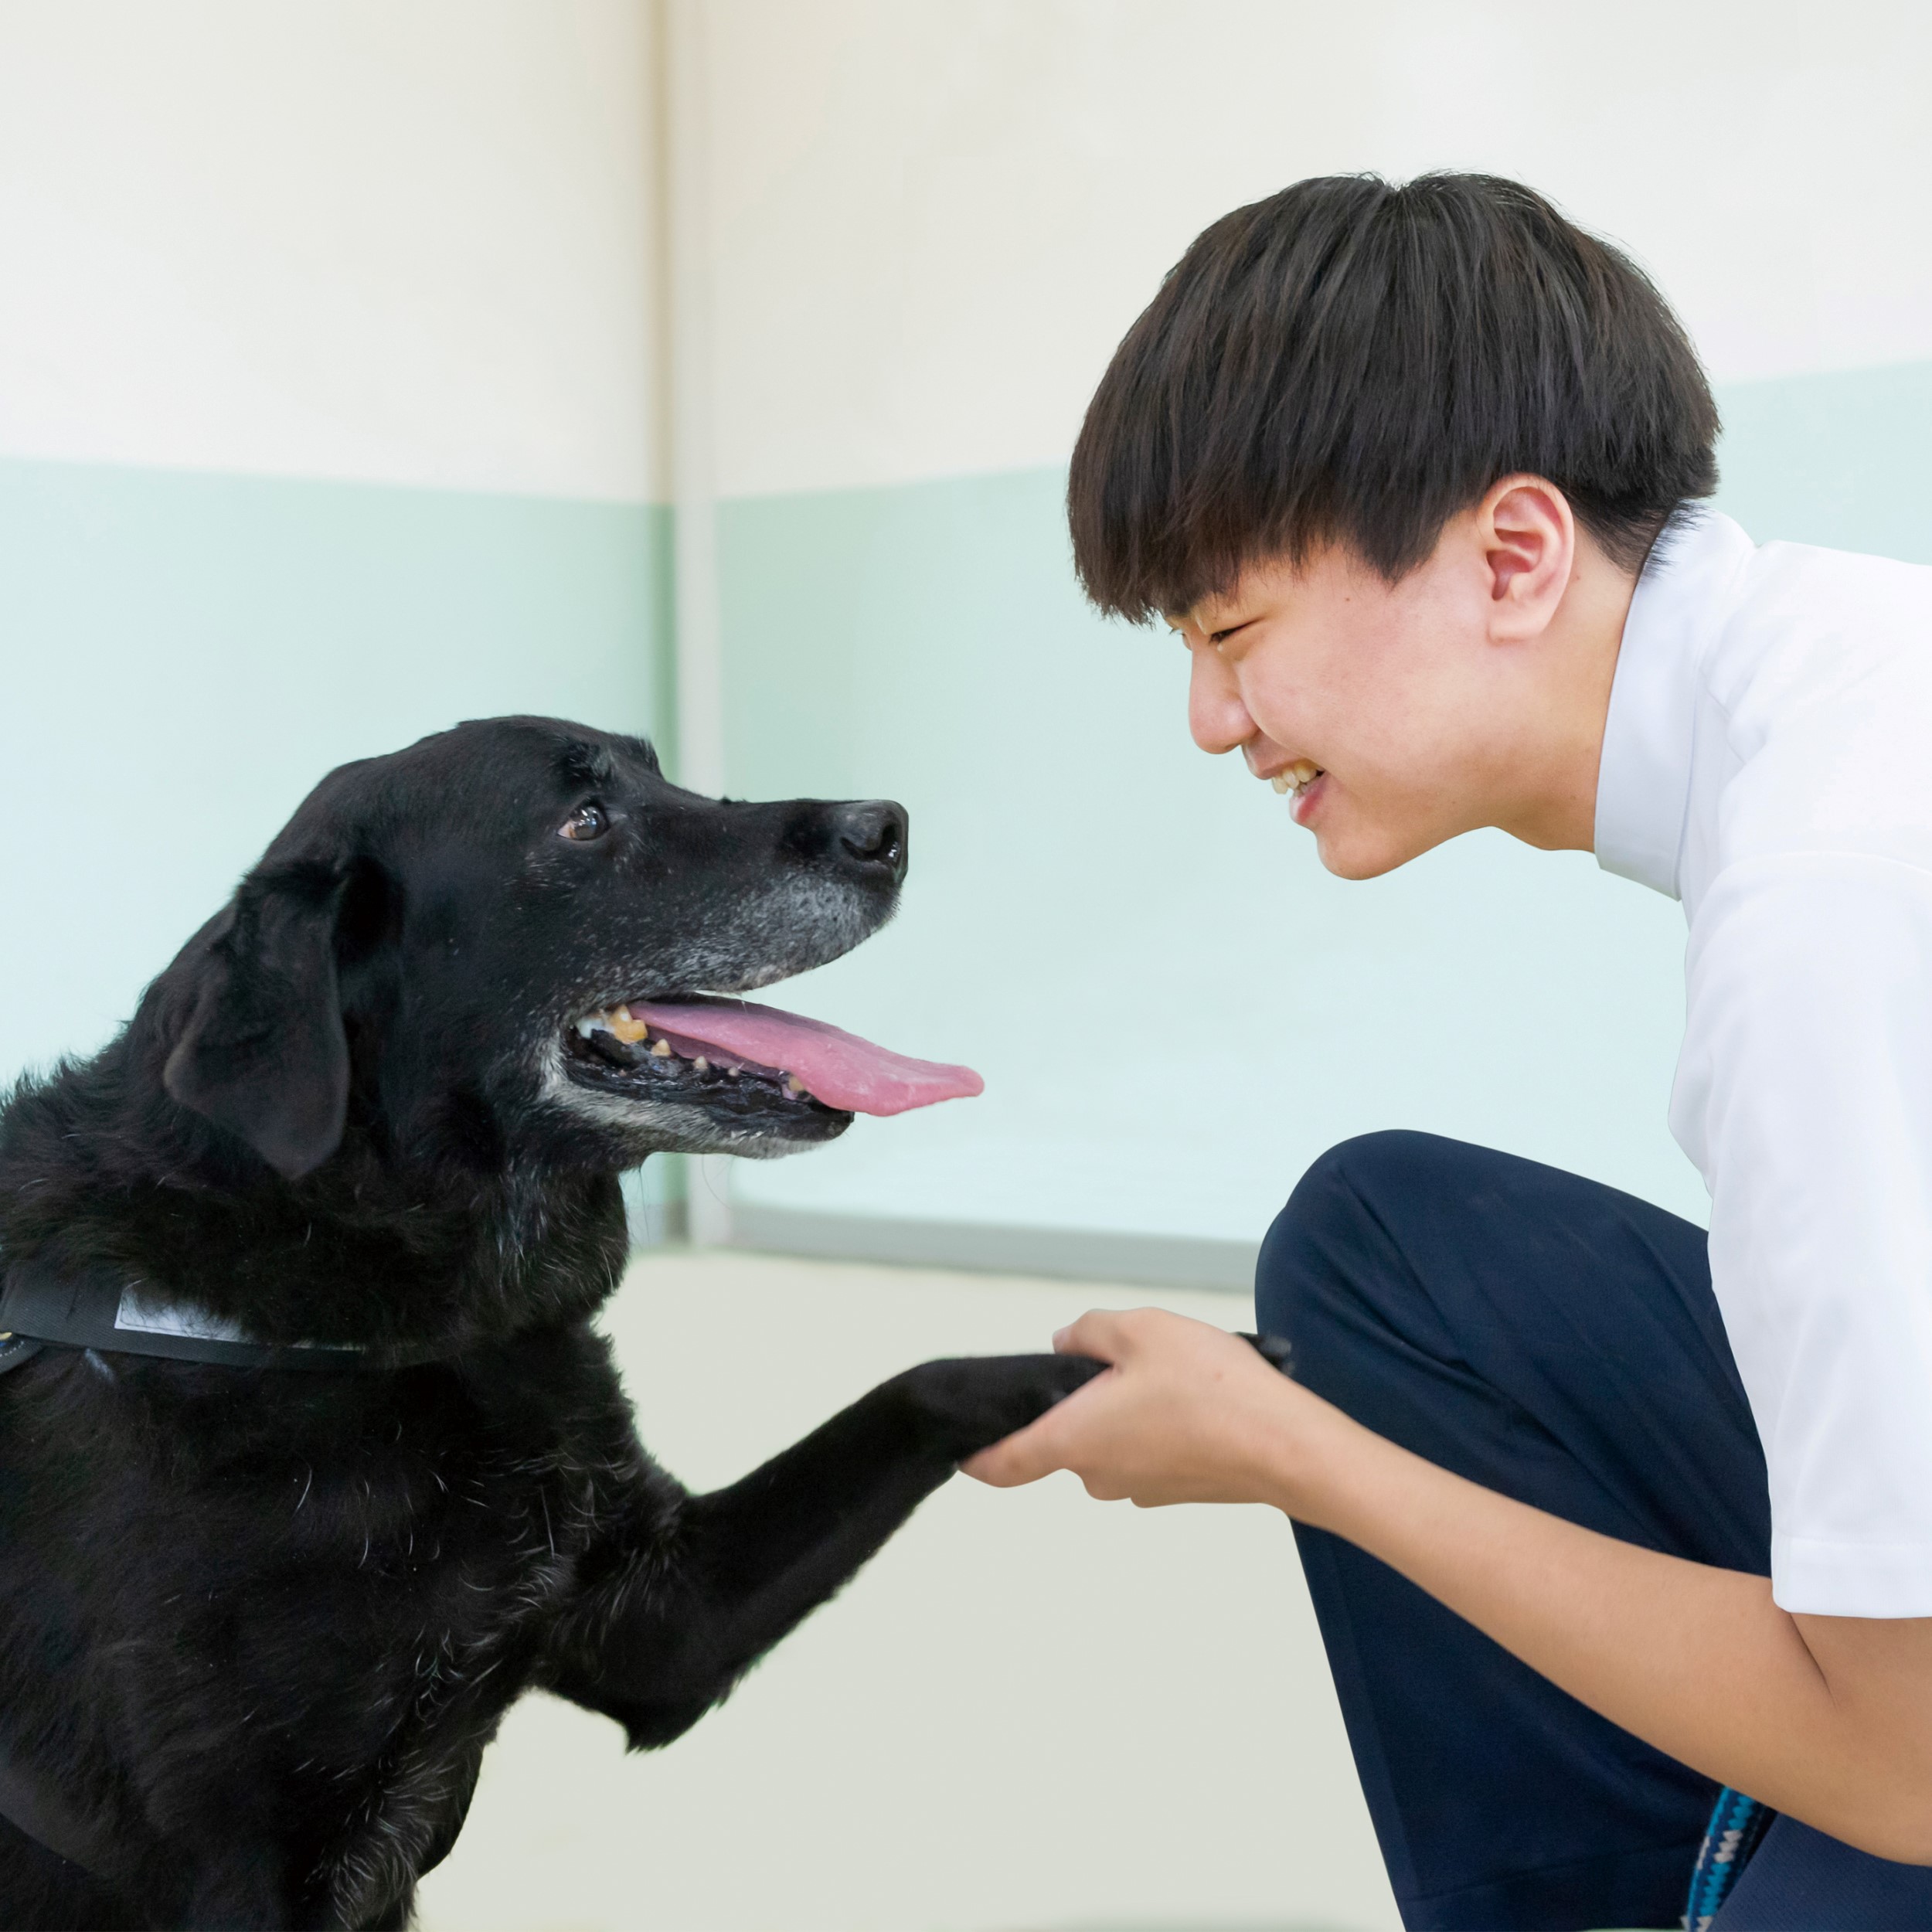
[692,1056,709,1074]
[607,1010,649,1044]
[785,1075,805,1096]
[725,1065,739,1078]
[649,1039,673,1058]
[574,1016,597,1038]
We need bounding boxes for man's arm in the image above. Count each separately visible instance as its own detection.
[965,1307,1932,1864]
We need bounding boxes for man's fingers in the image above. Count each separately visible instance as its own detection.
[967,1308,1163,1488]
[962,1359,1117,1486]
[1052,1308,1141,1362]
[961,1410,1067,1487]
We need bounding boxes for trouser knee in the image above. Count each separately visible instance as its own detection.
[1257,1131,1418,1317]
[1253,1130,1465,1397]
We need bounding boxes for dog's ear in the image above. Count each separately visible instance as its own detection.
[163,862,352,1180]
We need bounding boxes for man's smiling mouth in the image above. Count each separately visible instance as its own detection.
[1269,759,1325,799]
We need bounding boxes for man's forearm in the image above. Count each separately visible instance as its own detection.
[968,1307,1932,1861]
[1277,1389,1932,1862]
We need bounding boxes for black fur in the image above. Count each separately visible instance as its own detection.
[0,718,1102,1929]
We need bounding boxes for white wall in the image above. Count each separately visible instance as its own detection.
[0,0,663,498]
[695,0,1932,498]
[0,1,671,1093]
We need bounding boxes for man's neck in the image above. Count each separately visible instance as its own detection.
[1495,538,1639,855]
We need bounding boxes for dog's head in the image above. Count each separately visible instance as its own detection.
[151,717,967,1182]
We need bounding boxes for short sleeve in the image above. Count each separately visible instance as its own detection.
[1671,851,1932,1615]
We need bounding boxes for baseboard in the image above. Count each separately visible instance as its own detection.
[719,1204,1260,1294]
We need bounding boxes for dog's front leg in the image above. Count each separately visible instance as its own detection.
[543,1351,1102,1748]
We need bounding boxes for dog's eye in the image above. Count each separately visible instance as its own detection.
[560,803,609,842]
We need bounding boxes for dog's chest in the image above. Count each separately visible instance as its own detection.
[282,1434,604,1916]
[40,1353,630,1910]
[291,1444,591,1920]
[209,1369,604,1711]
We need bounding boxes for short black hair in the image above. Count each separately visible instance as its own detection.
[1068,172,1719,621]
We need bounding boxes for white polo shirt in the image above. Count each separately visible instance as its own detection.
[1597,509,1932,1617]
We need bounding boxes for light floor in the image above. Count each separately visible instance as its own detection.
[415,1248,1400,1932]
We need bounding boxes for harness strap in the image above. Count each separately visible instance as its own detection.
[0,1250,452,1879]
[0,1333,44,1377]
[0,1254,445,1372]
[0,1747,128,1889]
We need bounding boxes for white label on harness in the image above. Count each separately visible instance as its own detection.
[114,1288,251,1344]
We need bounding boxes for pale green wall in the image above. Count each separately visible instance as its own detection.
[9,361,1927,1252]
[0,461,672,1206]
[1718,360,1932,564]
[715,360,1932,1243]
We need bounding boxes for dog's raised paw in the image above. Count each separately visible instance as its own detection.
[891,1352,1107,1462]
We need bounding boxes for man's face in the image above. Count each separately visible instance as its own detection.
[1171,531,1515,879]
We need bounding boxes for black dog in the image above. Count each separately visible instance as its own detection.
[0,718,1101,1930]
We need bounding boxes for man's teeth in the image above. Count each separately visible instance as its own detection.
[575,1007,808,1097]
[1269,760,1323,797]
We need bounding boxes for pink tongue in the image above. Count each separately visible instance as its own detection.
[624,996,984,1117]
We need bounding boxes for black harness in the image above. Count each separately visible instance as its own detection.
[0,1249,448,1887]
[0,1252,444,1376]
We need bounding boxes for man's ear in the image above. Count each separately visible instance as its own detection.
[1478,475,1576,639]
[162,864,350,1180]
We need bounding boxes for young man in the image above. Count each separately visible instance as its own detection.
[967,174,1932,1930]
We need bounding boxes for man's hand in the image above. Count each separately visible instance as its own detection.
[963,1304,1932,1864]
[962,1308,1313,1506]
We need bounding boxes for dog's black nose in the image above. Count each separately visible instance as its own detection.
[833,801,909,885]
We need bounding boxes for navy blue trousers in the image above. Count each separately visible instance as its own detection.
[1255,1132,1932,1931]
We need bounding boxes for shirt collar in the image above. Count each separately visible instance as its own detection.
[1594,508,1757,897]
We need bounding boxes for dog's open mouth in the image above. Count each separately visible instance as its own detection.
[563,995,983,1122]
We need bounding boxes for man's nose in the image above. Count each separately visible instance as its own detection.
[1187,642,1255,756]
